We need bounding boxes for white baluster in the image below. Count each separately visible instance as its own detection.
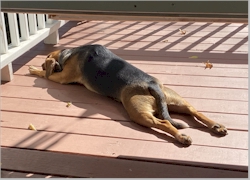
[7,13,20,47]
[37,14,45,29]
[28,14,37,35]
[46,14,54,24]
[18,13,29,40]
[0,12,8,53]
[0,12,13,81]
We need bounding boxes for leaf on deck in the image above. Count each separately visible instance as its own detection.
[28,124,37,131]
[189,56,198,59]
[179,29,187,35]
[203,60,213,69]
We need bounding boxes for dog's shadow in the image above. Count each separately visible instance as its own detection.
[32,77,213,148]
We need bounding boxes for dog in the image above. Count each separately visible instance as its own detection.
[29,44,228,145]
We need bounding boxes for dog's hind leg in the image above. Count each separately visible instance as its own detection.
[163,86,228,136]
[148,81,187,129]
[122,93,192,145]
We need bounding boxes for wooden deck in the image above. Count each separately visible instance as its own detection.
[1,20,248,178]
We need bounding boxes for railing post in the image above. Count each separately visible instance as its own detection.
[44,14,59,44]
[1,63,13,81]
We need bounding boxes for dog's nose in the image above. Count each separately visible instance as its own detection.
[42,63,46,70]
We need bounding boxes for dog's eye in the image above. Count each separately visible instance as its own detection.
[47,54,51,58]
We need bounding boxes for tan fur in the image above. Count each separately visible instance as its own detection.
[29,49,228,146]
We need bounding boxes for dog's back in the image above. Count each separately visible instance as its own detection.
[67,45,156,101]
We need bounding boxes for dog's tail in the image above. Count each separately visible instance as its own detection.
[148,81,187,129]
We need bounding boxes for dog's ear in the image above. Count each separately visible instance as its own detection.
[45,58,57,79]
[46,53,52,58]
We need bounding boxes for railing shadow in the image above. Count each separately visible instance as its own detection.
[8,20,248,156]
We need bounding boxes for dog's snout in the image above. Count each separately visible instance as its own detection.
[42,63,46,70]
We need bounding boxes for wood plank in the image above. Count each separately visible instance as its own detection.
[152,73,247,89]
[37,39,248,53]
[2,81,248,102]
[62,20,248,28]
[61,30,248,43]
[60,21,248,33]
[62,33,248,46]
[1,96,129,121]
[1,170,65,178]
[15,43,248,62]
[13,59,249,78]
[1,128,248,171]
[8,68,248,89]
[1,111,247,148]
[1,89,247,119]
[26,45,248,63]
[2,147,247,178]
[1,84,248,115]
[13,55,248,69]
[1,92,248,130]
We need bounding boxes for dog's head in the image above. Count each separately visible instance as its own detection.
[42,50,63,78]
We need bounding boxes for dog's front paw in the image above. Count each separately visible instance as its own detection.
[176,134,192,146]
[211,124,228,136]
[29,65,45,77]
[29,65,39,74]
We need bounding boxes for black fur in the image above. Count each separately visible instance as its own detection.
[59,44,183,128]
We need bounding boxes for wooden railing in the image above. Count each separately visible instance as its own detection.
[0,12,67,81]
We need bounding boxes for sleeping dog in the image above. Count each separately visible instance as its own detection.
[29,44,228,145]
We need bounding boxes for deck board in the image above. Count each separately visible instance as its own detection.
[1,20,248,177]
[1,112,248,149]
[1,128,248,171]
[3,80,248,102]
[2,147,247,178]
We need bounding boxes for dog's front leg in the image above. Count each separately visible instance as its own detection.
[29,66,46,78]
[29,65,74,85]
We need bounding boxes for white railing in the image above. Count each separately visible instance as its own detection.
[0,13,67,81]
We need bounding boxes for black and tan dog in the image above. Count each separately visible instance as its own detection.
[29,44,228,145]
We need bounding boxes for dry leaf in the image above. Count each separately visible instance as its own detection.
[179,29,186,35]
[203,60,213,69]
[66,102,72,107]
[162,39,168,43]
[189,56,198,59]
[28,124,37,131]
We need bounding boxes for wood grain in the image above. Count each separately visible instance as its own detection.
[1,129,248,171]
[1,20,248,177]
[2,148,247,178]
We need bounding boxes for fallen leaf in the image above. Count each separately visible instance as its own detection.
[162,39,168,43]
[203,60,213,69]
[66,102,72,107]
[179,29,186,35]
[189,56,198,59]
[28,124,37,131]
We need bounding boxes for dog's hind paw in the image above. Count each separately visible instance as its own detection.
[211,124,228,136]
[176,134,192,145]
